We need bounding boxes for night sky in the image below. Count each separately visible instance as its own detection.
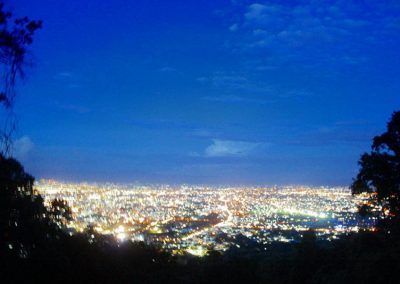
[9,0,400,185]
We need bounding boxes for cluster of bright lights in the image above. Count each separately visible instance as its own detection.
[36,180,375,256]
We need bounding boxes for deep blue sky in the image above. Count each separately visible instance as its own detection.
[8,0,400,185]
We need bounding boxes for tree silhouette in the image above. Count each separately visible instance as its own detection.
[0,1,42,155]
[0,155,48,257]
[49,198,73,225]
[351,111,400,221]
[0,2,62,263]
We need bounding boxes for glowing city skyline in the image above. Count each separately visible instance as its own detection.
[36,179,377,256]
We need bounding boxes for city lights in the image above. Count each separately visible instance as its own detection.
[36,180,376,254]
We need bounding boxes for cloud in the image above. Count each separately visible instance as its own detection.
[130,119,197,130]
[229,23,239,32]
[204,139,262,157]
[14,136,34,159]
[245,3,282,24]
[225,1,400,67]
[283,122,380,147]
[54,71,74,79]
[55,102,91,113]
[202,95,268,105]
[191,129,213,137]
[197,72,272,93]
[197,73,248,89]
[158,67,177,72]
[197,71,311,103]
[53,71,82,89]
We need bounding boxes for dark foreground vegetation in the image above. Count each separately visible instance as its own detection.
[2,215,400,284]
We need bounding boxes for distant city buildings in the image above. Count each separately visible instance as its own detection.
[36,180,376,256]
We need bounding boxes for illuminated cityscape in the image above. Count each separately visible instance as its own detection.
[1,0,399,282]
[36,180,376,256]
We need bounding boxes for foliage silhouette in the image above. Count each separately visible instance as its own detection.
[49,198,73,224]
[0,155,64,259]
[0,1,42,108]
[0,1,42,155]
[351,111,400,226]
